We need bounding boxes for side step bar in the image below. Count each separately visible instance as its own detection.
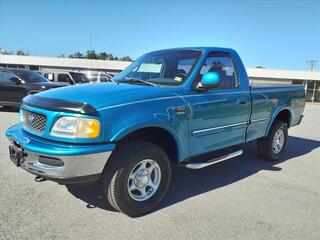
[184,149,243,169]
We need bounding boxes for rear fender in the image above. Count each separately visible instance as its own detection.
[265,106,292,136]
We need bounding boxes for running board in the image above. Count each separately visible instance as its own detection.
[184,150,243,169]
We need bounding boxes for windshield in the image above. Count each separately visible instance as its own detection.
[13,70,49,83]
[70,72,89,83]
[113,50,201,86]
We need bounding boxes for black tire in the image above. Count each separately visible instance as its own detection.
[257,120,288,161]
[101,141,171,217]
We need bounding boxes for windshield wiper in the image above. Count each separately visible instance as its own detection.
[120,78,158,87]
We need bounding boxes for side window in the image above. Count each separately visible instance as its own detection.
[177,58,196,74]
[174,58,197,82]
[44,73,54,81]
[100,76,110,82]
[0,71,16,84]
[58,73,72,84]
[198,52,238,89]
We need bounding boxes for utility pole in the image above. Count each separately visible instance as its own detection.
[306,59,318,102]
[306,59,318,72]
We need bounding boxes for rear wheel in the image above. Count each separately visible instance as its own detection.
[258,121,288,161]
[101,141,171,217]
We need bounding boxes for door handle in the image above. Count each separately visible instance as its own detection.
[237,99,247,105]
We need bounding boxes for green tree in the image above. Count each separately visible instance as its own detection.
[86,50,97,59]
[73,52,83,58]
[99,52,108,60]
[3,50,14,55]
[16,50,28,56]
[68,52,83,58]
[120,56,133,61]
[107,54,114,60]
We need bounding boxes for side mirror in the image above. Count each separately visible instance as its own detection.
[199,72,221,89]
[10,77,21,85]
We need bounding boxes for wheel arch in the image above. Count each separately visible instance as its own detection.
[112,124,182,163]
[266,107,292,136]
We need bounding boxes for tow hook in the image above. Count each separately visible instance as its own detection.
[34,176,46,182]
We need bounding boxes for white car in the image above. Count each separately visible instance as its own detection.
[86,71,114,83]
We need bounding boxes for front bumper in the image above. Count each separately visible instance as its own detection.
[6,124,116,184]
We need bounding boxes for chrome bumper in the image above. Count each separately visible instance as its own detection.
[20,150,112,182]
[6,124,115,184]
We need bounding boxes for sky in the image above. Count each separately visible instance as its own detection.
[0,0,319,70]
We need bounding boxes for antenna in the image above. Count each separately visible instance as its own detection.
[306,59,318,71]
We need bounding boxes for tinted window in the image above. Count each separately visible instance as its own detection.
[99,75,111,82]
[177,58,197,75]
[58,74,72,83]
[0,71,17,83]
[69,72,89,83]
[198,52,238,89]
[12,70,49,83]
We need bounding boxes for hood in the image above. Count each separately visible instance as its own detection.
[35,82,182,110]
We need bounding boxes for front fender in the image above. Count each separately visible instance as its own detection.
[100,94,189,162]
[111,116,188,162]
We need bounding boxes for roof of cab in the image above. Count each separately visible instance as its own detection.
[148,47,237,54]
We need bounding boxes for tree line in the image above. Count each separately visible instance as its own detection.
[0,49,133,61]
[61,50,132,61]
[0,50,29,56]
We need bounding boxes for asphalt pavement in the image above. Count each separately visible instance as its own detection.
[0,105,319,240]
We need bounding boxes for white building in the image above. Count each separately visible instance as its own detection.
[1,54,319,102]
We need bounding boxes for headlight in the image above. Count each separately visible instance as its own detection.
[51,117,100,138]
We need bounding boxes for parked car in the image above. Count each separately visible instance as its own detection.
[40,70,90,85]
[6,47,305,217]
[0,68,65,108]
[86,71,114,83]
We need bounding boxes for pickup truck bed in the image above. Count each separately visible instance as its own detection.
[247,84,305,142]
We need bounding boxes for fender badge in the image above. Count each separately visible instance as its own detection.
[172,106,186,115]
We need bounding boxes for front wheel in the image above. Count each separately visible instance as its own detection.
[101,141,171,217]
[257,120,288,161]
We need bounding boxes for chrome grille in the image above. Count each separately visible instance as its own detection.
[22,110,47,133]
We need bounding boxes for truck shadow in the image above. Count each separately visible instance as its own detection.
[66,136,320,215]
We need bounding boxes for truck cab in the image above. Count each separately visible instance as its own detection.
[40,70,90,85]
[6,47,305,217]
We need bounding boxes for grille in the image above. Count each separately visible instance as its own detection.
[22,110,47,133]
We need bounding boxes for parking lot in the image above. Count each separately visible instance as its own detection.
[0,105,319,240]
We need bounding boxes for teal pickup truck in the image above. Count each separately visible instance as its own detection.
[6,47,305,217]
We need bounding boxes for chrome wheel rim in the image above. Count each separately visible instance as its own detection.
[272,129,284,154]
[127,159,161,202]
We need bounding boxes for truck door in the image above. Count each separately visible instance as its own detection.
[187,51,250,157]
[0,70,24,106]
